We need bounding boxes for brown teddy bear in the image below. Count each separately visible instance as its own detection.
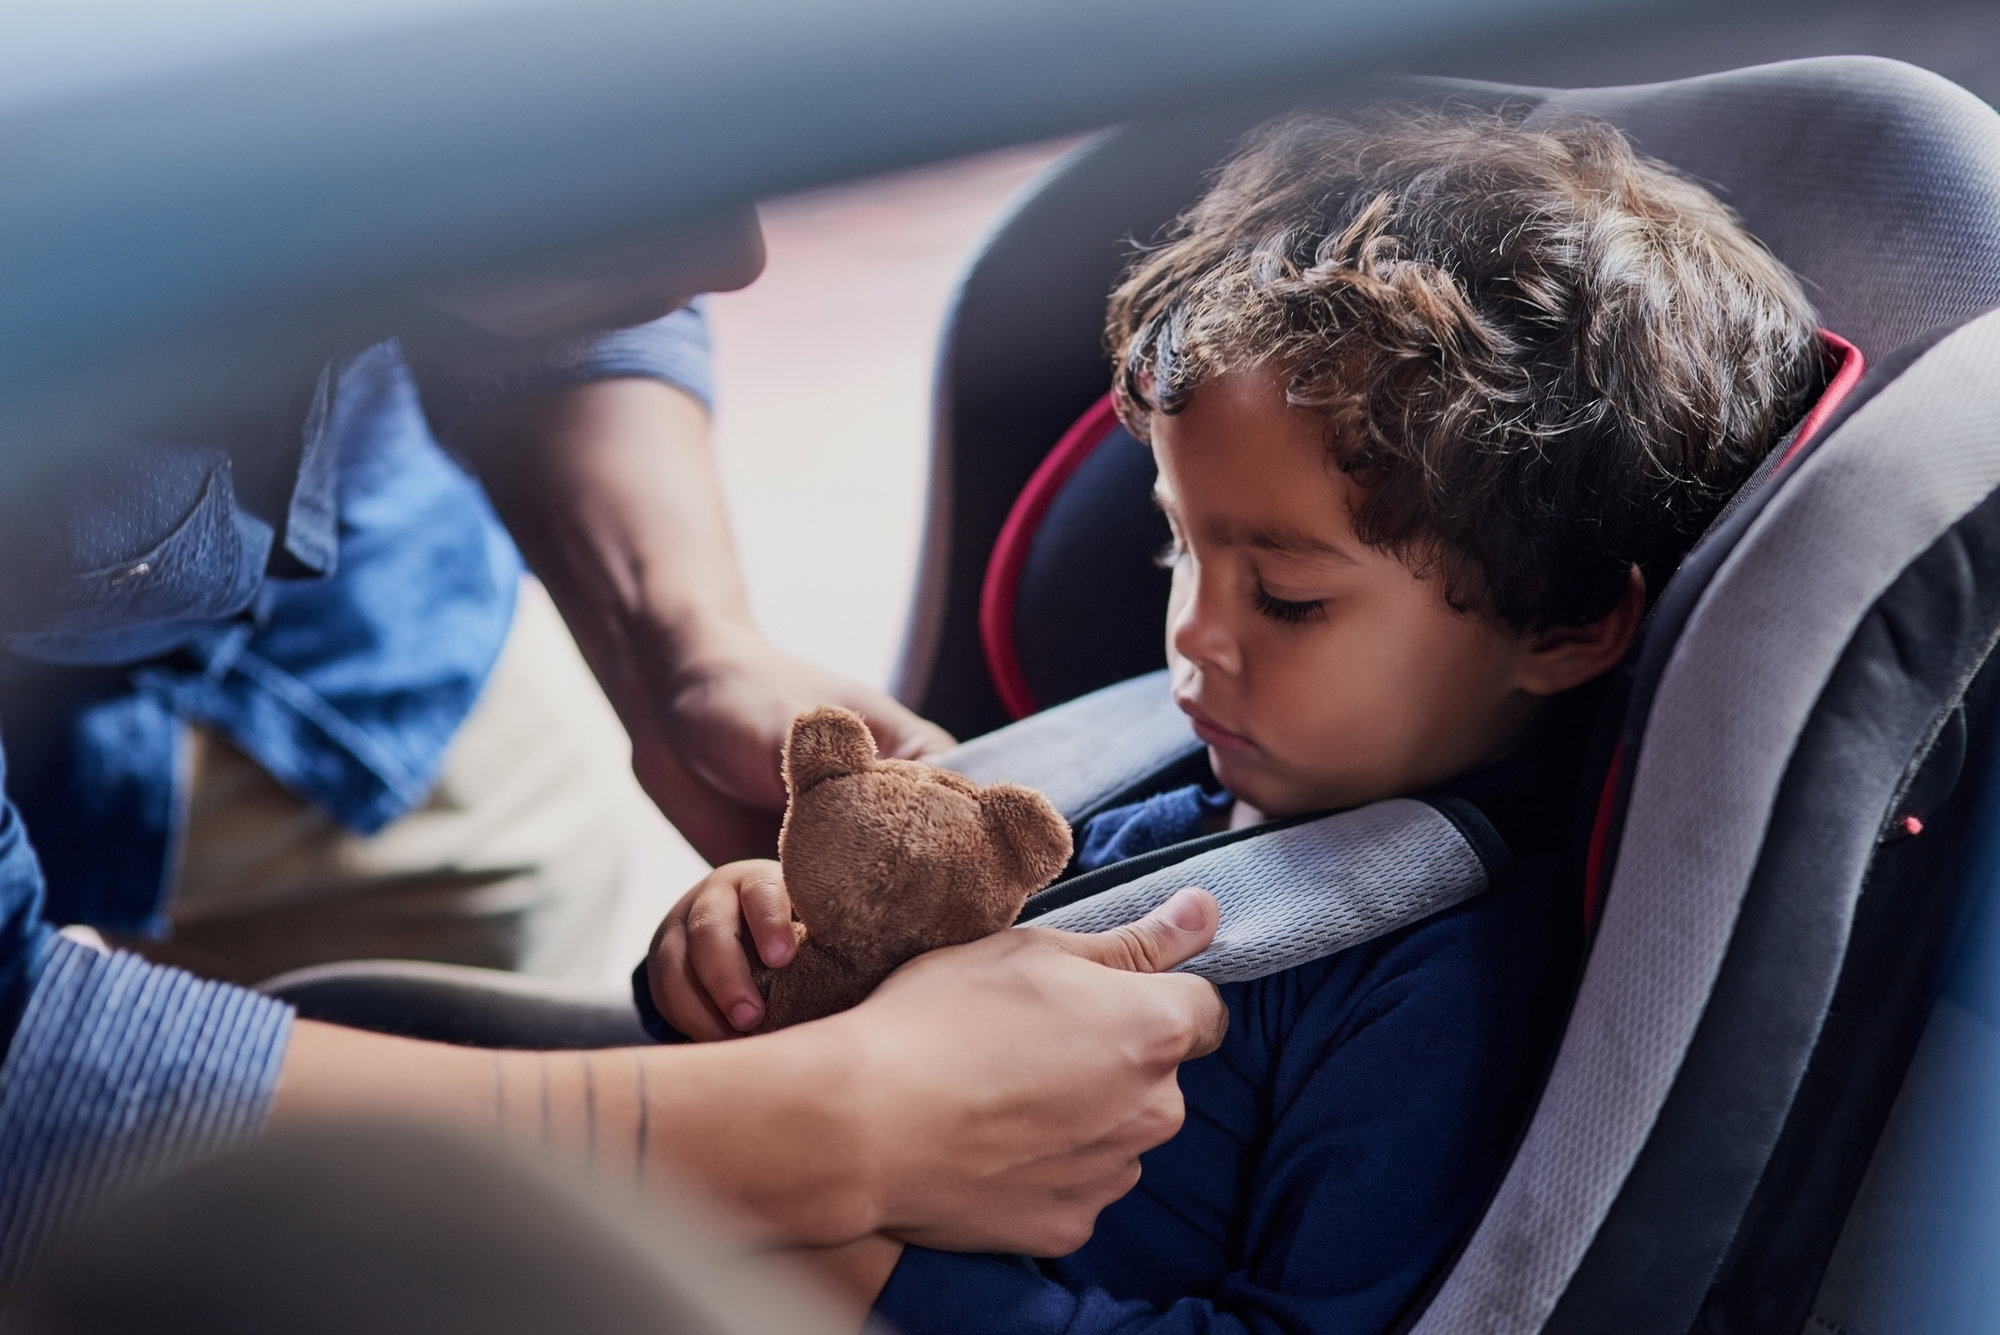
[752,705,1074,1031]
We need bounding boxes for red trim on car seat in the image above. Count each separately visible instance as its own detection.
[1779,329,1866,466]
[1581,330,1864,932]
[1582,738,1625,929]
[981,394,1125,718]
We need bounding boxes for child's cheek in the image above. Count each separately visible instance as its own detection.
[1164,574,1193,667]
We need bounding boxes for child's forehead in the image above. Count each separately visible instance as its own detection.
[1152,370,1345,468]
[1151,383,1361,553]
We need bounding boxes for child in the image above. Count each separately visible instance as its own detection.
[647,106,1822,1332]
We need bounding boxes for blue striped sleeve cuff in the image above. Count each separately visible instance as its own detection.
[0,937,293,1281]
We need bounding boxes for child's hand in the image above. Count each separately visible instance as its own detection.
[646,859,802,1040]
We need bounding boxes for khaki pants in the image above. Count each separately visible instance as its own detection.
[122,580,691,986]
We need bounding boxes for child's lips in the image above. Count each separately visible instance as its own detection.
[1176,698,1258,753]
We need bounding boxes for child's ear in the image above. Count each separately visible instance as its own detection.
[783,707,879,797]
[978,784,1075,889]
[1516,566,1646,697]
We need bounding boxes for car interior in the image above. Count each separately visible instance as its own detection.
[11,3,2000,1329]
[255,51,2000,1334]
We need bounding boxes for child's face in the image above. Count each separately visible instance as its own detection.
[1154,372,1557,818]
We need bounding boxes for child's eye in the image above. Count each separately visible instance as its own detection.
[1154,538,1188,570]
[1252,583,1326,624]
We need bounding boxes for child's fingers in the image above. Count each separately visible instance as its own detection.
[651,918,735,1043]
[685,890,767,1033]
[733,863,799,968]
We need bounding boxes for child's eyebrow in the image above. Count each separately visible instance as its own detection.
[1235,523,1360,564]
[1153,484,1356,563]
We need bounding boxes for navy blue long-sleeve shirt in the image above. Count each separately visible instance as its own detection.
[876,745,1583,1335]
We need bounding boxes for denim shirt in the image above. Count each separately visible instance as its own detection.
[0,306,711,1280]
[0,307,711,935]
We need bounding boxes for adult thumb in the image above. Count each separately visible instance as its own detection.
[1043,887,1220,975]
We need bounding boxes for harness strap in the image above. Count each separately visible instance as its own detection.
[1031,797,1504,983]
[939,670,1201,823]
[935,673,1509,984]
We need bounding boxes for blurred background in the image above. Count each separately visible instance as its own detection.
[710,142,1073,695]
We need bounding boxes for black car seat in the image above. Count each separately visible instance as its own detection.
[890,55,2000,1335]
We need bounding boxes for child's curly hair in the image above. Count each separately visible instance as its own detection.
[1107,106,1821,631]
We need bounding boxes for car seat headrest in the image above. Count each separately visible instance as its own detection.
[1580,328,1867,926]
[1540,58,2000,359]
[1414,306,2000,1335]
[901,57,2000,741]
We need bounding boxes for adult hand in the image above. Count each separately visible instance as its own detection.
[459,375,954,866]
[638,622,955,858]
[816,886,1228,1257]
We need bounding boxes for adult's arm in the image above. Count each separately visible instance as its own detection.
[1,874,1220,1275]
[426,309,951,864]
[0,734,293,1284]
[270,888,1228,1252]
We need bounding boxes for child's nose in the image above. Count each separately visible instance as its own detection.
[1170,577,1242,676]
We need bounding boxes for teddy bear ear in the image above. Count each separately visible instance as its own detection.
[978,784,1074,890]
[783,706,879,797]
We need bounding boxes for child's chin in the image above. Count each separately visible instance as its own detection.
[1208,751,1283,809]
[1207,746,1247,780]
[1213,753,1371,817]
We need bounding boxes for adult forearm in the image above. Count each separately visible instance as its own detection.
[458,375,952,858]
[463,377,751,724]
[270,1019,880,1244]
[267,891,1228,1256]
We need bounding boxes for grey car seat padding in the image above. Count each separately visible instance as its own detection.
[1592,317,1998,1334]
[935,671,1508,986]
[898,54,2000,1330]
[904,55,2000,1329]
[1690,568,1999,1332]
[1408,310,2000,1335]
[1543,59,2000,360]
[942,670,1202,824]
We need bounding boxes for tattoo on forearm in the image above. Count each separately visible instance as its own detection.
[539,1056,553,1148]
[633,1052,649,1190]
[582,1053,598,1169]
[492,1052,507,1134]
